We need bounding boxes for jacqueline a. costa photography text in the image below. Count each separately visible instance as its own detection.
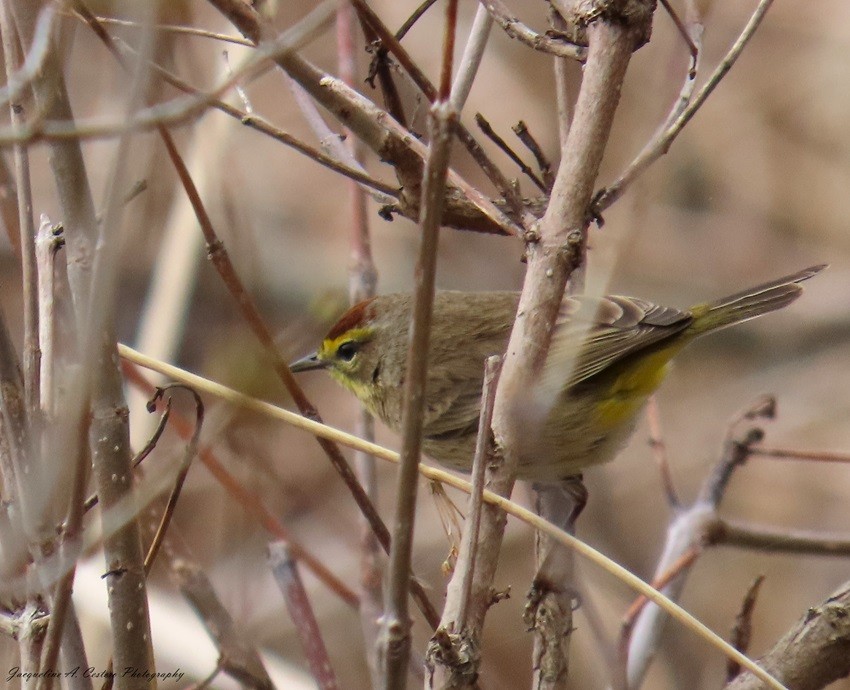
[8,666,185,684]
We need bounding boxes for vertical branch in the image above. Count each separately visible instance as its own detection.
[9,1,156,684]
[380,3,458,688]
[0,1,40,419]
[336,4,384,685]
[425,3,655,687]
[269,542,341,690]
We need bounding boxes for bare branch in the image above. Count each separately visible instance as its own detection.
[380,3,459,685]
[594,0,773,214]
[478,0,587,61]
[727,575,765,683]
[175,559,273,689]
[269,542,341,690]
[725,581,850,690]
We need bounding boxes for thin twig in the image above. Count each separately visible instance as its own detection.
[512,120,553,191]
[81,14,254,46]
[724,580,850,690]
[646,395,679,508]
[380,3,458,686]
[748,445,850,464]
[658,0,698,74]
[142,386,204,574]
[475,113,546,192]
[269,542,340,690]
[727,575,765,682]
[457,356,501,628]
[594,0,773,215]
[478,0,587,61]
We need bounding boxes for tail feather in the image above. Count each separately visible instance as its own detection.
[686,264,827,336]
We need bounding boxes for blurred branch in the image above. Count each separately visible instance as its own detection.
[724,580,850,690]
[269,542,340,690]
[708,521,850,557]
[117,342,786,689]
[0,5,55,109]
[727,575,765,683]
[748,446,850,464]
[337,5,383,685]
[626,397,773,689]
[10,2,153,681]
[80,14,254,46]
[0,1,40,420]
[174,560,273,690]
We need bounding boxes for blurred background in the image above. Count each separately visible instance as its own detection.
[2,0,850,688]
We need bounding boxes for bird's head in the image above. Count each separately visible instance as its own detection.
[290,296,391,401]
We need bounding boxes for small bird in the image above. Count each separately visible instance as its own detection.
[291,266,825,480]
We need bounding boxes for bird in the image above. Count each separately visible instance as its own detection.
[291,265,825,480]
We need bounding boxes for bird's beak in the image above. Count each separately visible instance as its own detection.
[290,352,326,373]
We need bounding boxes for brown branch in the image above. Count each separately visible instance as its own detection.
[337,5,384,684]
[725,581,850,690]
[174,559,273,690]
[646,395,679,508]
[380,4,459,685]
[594,0,773,215]
[349,0,526,219]
[207,0,520,236]
[269,542,340,690]
[512,120,554,191]
[727,575,765,683]
[708,520,850,557]
[748,446,850,464]
[478,0,587,61]
[142,385,203,575]
[626,396,775,688]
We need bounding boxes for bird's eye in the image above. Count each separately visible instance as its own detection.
[336,340,358,362]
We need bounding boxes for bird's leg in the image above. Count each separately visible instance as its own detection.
[525,474,587,687]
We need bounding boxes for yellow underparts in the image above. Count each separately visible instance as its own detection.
[594,348,678,429]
